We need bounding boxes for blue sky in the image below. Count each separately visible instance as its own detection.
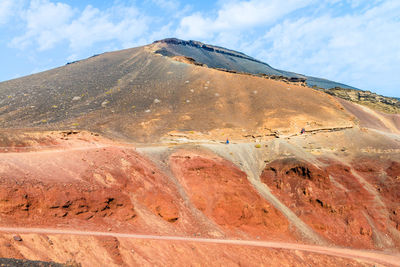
[0,0,399,97]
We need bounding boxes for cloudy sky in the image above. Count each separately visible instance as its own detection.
[1,0,399,97]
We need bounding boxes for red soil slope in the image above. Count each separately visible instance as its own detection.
[0,130,399,266]
[0,131,185,234]
[169,149,293,241]
[0,131,296,241]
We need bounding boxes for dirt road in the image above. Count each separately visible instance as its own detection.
[0,227,399,266]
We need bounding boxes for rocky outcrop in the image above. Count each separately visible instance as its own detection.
[352,158,400,234]
[0,258,69,267]
[0,180,136,226]
[260,158,380,248]
[154,38,268,66]
[264,75,307,84]
[322,87,400,114]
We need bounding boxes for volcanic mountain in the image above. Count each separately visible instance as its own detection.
[0,39,399,266]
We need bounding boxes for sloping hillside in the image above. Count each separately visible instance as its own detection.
[0,40,356,142]
[0,39,399,266]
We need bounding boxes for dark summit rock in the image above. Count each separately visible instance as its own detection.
[154,38,357,90]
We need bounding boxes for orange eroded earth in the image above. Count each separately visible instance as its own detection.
[0,130,399,266]
[169,149,293,241]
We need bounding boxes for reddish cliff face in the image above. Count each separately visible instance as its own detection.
[352,158,400,239]
[169,149,293,240]
[260,157,400,250]
[0,132,186,233]
[0,180,136,227]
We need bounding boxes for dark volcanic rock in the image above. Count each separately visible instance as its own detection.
[154,38,356,90]
[12,235,22,242]
[0,258,71,267]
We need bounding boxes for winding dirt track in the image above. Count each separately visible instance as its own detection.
[1,227,399,266]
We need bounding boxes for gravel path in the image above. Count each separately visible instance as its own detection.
[0,227,399,266]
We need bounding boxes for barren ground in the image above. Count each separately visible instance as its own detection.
[0,127,399,266]
[0,40,399,266]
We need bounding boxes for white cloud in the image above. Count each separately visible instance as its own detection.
[251,0,400,96]
[176,0,315,40]
[349,0,363,8]
[177,13,212,39]
[151,0,179,11]
[27,0,73,30]
[65,5,148,50]
[11,0,149,51]
[0,0,24,25]
[11,0,74,50]
[147,22,174,43]
[0,0,13,24]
